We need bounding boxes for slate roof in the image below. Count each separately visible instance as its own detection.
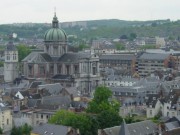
[40,53,53,62]
[31,123,70,135]
[146,94,161,108]
[51,74,74,80]
[100,54,135,61]
[41,95,71,107]
[138,53,170,60]
[110,86,145,93]
[165,121,180,131]
[27,99,40,108]
[58,52,91,63]
[119,120,130,135]
[18,90,30,97]
[22,52,53,63]
[29,81,44,89]
[64,87,79,97]
[0,105,9,111]
[38,83,63,95]
[163,89,180,108]
[103,120,158,135]
[163,128,180,135]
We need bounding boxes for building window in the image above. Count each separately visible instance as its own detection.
[36,114,39,118]
[74,65,79,73]
[7,55,10,60]
[28,65,33,75]
[93,67,96,75]
[50,65,54,74]
[150,110,152,115]
[46,46,49,53]
[167,112,169,116]
[41,114,43,119]
[39,66,45,75]
[7,119,9,125]
[58,65,62,74]
[66,65,70,75]
[46,115,49,119]
[13,53,16,60]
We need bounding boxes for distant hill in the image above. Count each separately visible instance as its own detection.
[0,19,180,40]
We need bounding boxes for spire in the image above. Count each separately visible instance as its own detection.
[6,34,16,51]
[52,8,59,28]
[119,119,130,135]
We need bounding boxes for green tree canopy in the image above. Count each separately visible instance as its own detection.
[78,44,89,51]
[115,43,125,50]
[17,44,31,62]
[86,86,122,129]
[10,124,31,135]
[140,44,156,50]
[129,33,137,41]
[49,86,122,134]
[49,110,98,135]
[0,127,3,134]
[0,61,3,67]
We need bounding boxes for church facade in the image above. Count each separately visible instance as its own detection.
[22,13,101,95]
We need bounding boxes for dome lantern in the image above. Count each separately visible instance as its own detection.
[52,12,59,28]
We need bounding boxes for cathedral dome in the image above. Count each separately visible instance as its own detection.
[44,13,67,42]
[44,28,67,42]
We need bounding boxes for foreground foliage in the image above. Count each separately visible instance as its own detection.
[10,123,32,135]
[49,86,122,134]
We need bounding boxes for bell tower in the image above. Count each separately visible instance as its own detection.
[4,34,19,82]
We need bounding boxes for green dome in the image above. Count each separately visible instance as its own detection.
[44,28,67,42]
[44,13,67,42]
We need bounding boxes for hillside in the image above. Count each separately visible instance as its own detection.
[0,19,180,40]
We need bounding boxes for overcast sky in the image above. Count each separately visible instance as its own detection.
[0,0,180,24]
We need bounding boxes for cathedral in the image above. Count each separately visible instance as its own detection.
[21,13,101,95]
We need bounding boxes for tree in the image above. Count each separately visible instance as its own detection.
[140,44,156,50]
[115,43,125,50]
[10,124,31,135]
[97,109,122,129]
[120,35,128,39]
[17,45,31,62]
[49,110,98,135]
[129,33,137,41]
[21,123,32,135]
[0,61,3,67]
[78,44,89,51]
[10,126,22,135]
[0,127,3,134]
[86,86,122,129]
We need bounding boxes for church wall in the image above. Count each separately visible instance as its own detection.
[4,63,18,82]
[54,63,57,75]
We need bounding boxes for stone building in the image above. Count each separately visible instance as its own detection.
[136,53,175,77]
[0,106,12,132]
[22,13,101,95]
[4,34,19,82]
